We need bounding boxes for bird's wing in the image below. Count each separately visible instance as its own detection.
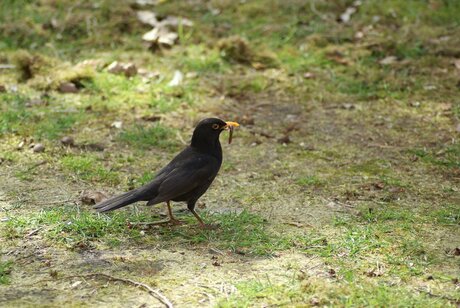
[149,155,219,204]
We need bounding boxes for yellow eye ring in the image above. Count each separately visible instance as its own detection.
[212,124,220,130]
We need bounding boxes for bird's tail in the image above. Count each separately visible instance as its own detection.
[93,188,146,212]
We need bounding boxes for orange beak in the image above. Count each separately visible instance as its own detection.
[223,121,240,144]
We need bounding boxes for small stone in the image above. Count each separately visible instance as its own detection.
[59,82,78,93]
[33,143,45,153]
[60,136,75,146]
[303,72,315,79]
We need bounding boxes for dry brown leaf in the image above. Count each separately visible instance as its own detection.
[80,191,109,205]
[137,11,158,26]
[59,82,78,93]
[107,61,137,77]
[379,56,397,65]
[142,27,178,47]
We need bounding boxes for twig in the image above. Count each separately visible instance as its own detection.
[26,160,47,172]
[80,273,173,308]
[25,227,43,238]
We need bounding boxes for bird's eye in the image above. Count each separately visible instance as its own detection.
[212,124,220,130]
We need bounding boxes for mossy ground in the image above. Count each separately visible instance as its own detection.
[1,0,459,307]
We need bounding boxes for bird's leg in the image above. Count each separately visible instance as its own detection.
[139,201,183,226]
[166,201,183,225]
[190,209,206,227]
[188,201,218,230]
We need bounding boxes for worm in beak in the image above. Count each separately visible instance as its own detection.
[223,121,240,144]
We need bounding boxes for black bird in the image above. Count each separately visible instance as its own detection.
[94,118,239,228]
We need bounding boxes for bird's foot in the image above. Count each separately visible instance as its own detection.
[199,223,219,230]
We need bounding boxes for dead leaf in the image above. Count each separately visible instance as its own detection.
[456,123,460,133]
[0,85,6,92]
[168,70,183,87]
[158,16,194,28]
[277,135,291,144]
[379,56,397,65]
[80,191,108,205]
[137,11,158,26]
[107,61,137,77]
[340,7,357,23]
[59,82,78,93]
[365,267,384,277]
[452,247,460,256]
[142,27,178,47]
[328,268,336,277]
[339,1,361,23]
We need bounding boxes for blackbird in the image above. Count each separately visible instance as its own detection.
[94,118,239,228]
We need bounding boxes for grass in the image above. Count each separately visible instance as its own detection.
[117,124,178,151]
[2,207,301,255]
[0,261,13,285]
[60,154,120,184]
[218,277,450,307]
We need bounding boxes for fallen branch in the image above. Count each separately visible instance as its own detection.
[25,227,43,238]
[75,273,173,308]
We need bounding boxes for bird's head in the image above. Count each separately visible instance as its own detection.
[191,118,240,149]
